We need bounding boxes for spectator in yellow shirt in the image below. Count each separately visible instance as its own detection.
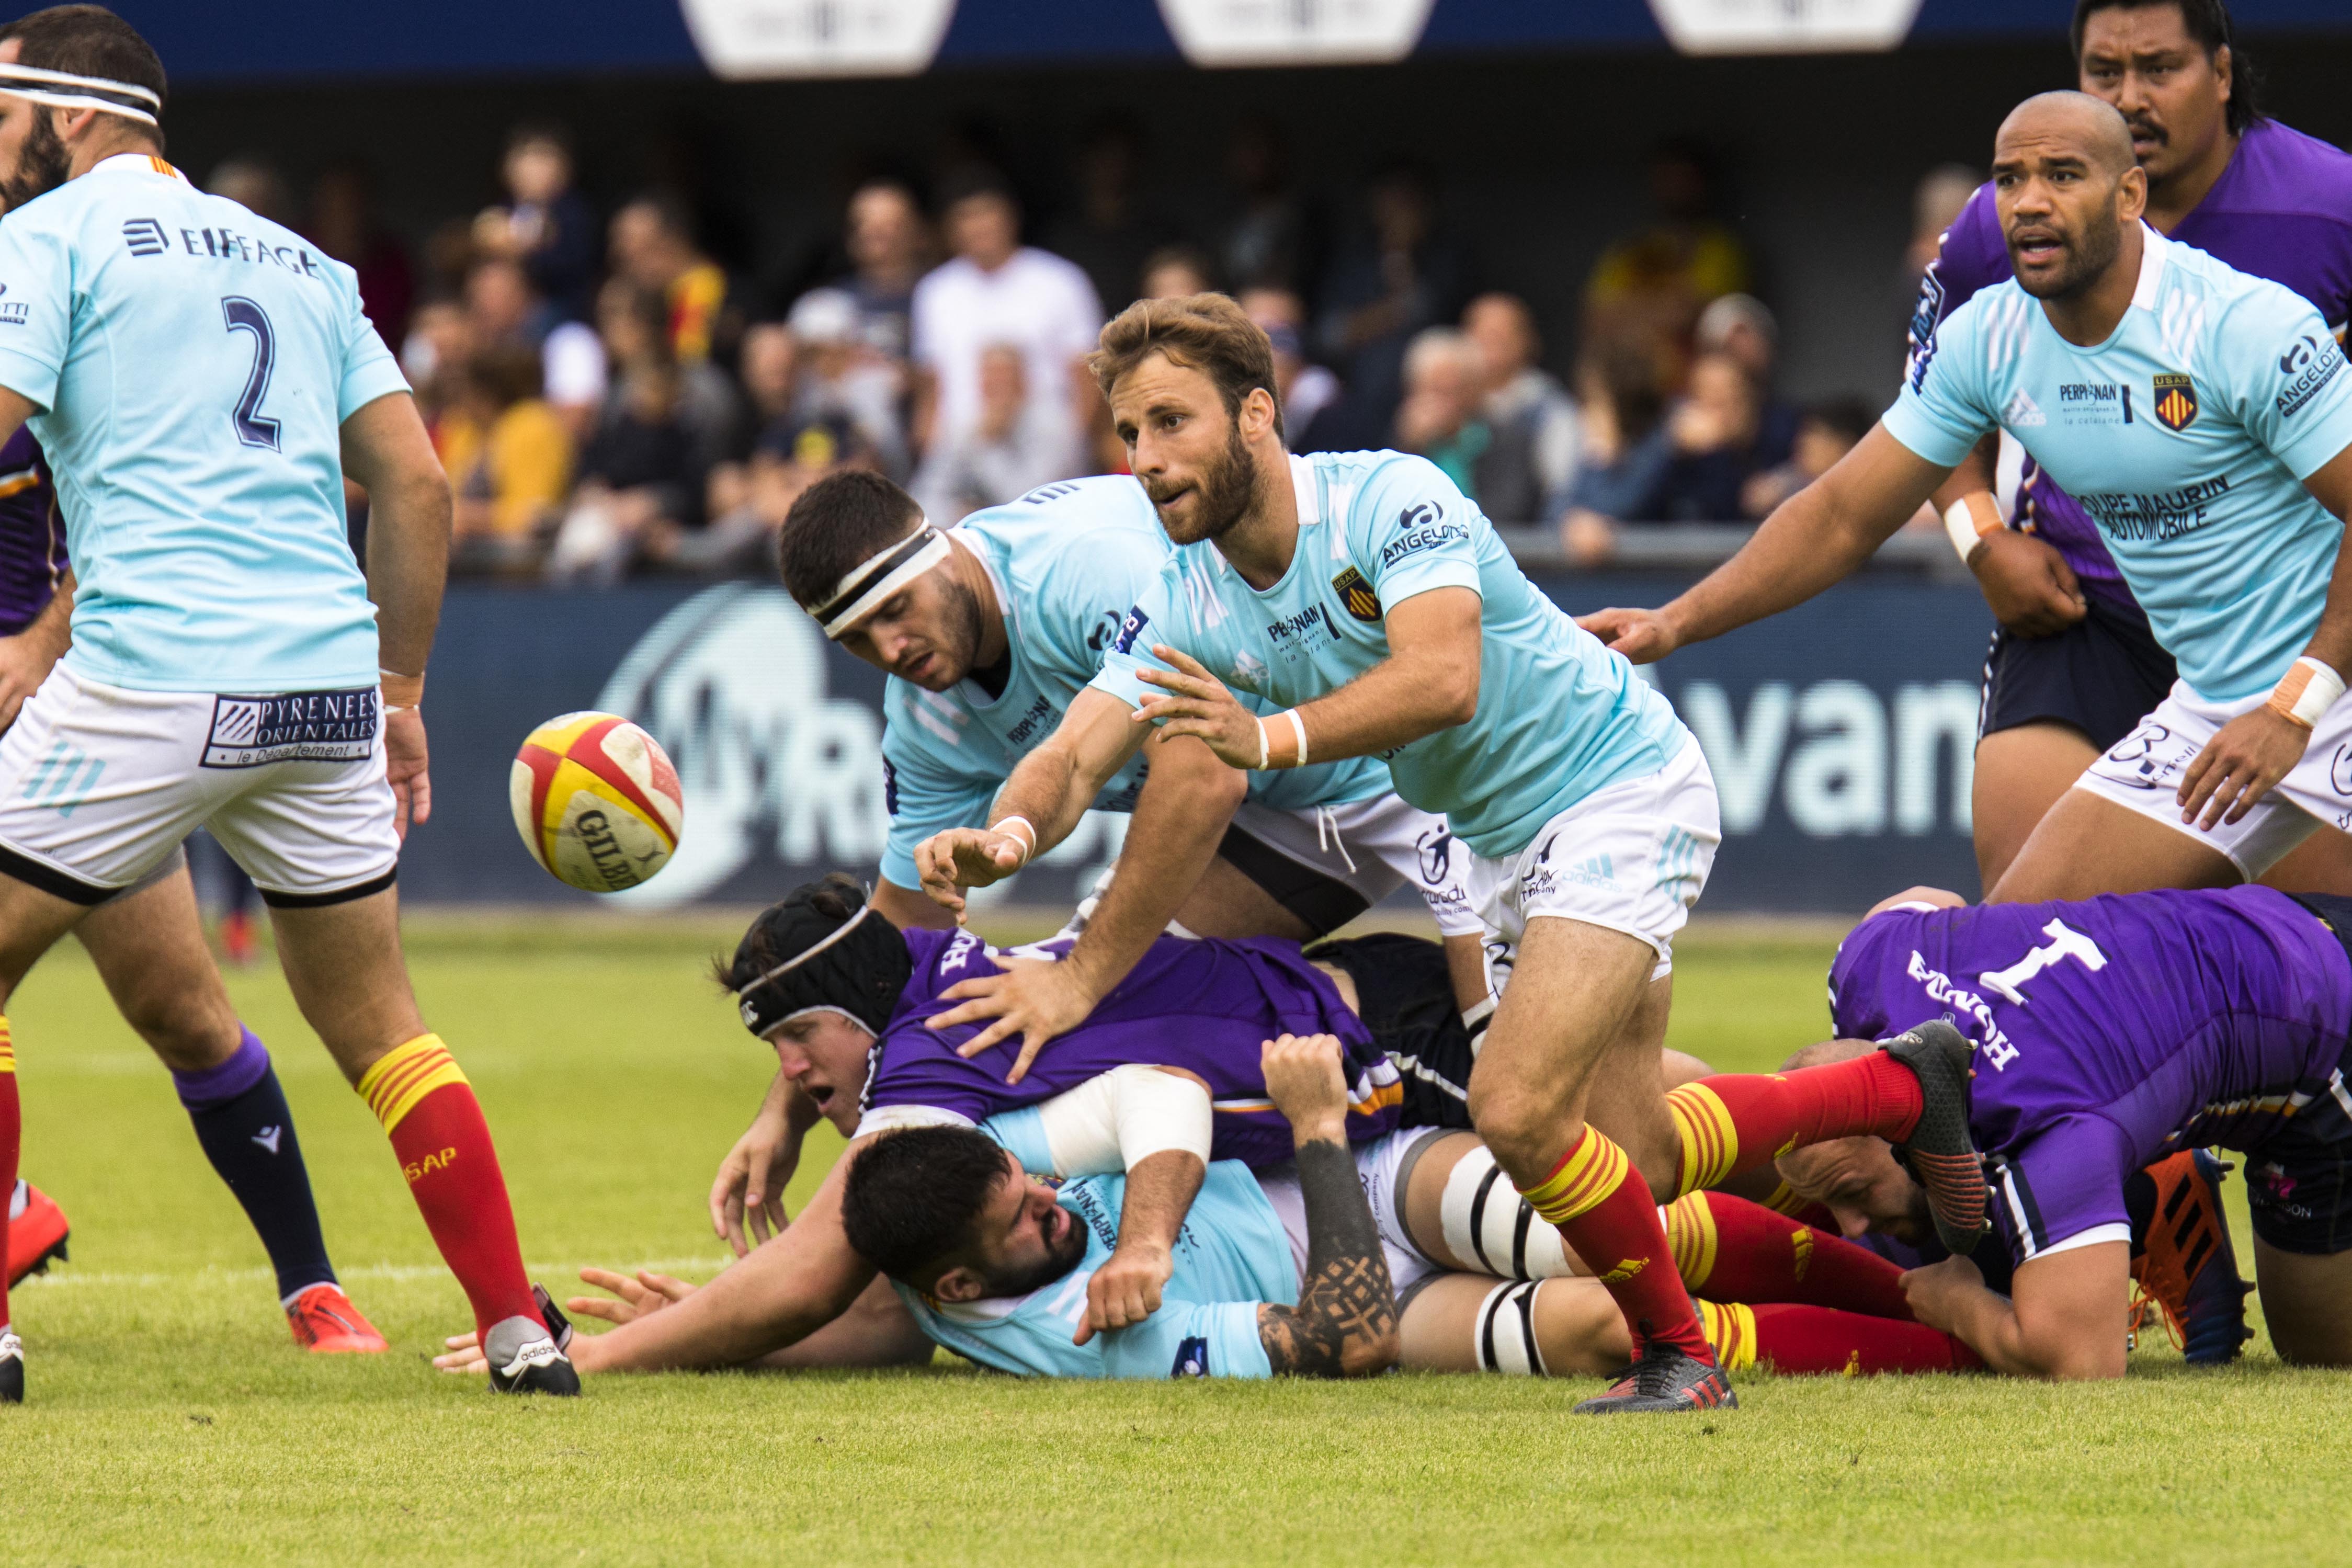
[449,341,573,573]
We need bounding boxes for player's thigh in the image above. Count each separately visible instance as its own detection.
[1989,786,2247,902]
[73,846,241,1070]
[1171,850,1315,941]
[2258,827,2352,897]
[1465,915,1656,1171]
[267,887,426,1082]
[1971,722,2098,892]
[2252,1239,2352,1367]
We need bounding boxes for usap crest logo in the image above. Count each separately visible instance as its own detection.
[2152,372,2199,433]
[1330,565,1382,623]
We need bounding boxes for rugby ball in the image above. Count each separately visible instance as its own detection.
[510,712,685,893]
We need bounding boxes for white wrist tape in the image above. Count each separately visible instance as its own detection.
[1942,493,2004,566]
[988,815,1037,867]
[2268,656,2347,731]
[1029,1064,1213,1177]
[1254,711,1308,770]
[1255,715,1271,771]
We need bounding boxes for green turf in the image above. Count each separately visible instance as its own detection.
[1,911,2325,1566]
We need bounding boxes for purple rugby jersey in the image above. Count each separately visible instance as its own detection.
[1909,117,2352,611]
[1829,887,2352,1263]
[853,926,1402,1165]
[0,429,65,637]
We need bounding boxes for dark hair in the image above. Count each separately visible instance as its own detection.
[620,188,699,246]
[2072,0,2260,135]
[505,120,572,158]
[839,1124,1012,1283]
[466,341,544,408]
[709,870,865,991]
[776,470,924,608]
[1088,292,1282,439]
[1802,395,1876,448]
[0,5,166,146]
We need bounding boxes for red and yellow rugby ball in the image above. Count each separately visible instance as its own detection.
[509,712,685,893]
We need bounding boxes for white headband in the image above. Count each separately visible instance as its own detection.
[0,63,160,128]
[804,522,950,639]
[735,900,881,1031]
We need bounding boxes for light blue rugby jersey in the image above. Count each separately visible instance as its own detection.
[879,476,1391,888]
[0,155,404,693]
[890,1157,1294,1379]
[1089,451,1688,860]
[1887,225,2352,703]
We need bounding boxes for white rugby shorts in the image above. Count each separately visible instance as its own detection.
[1463,735,1721,989]
[0,666,400,905]
[1061,789,1481,942]
[2073,676,2350,879]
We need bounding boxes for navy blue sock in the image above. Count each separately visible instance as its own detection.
[174,1028,337,1303]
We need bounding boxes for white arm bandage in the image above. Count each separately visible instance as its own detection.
[1028,1065,1213,1177]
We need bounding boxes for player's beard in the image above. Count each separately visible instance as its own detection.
[980,1211,1090,1298]
[0,112,70,216]
[2010,205,2123,302]
[933,573,988,688]
[1149,423,1258,547]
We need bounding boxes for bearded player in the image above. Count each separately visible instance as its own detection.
[0,6,566,1397]
[912,294,1983,1412]
[1915,0,2352,892]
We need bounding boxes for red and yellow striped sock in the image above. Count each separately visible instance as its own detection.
[1519,1127,1711,1363]
[0,1019,15,1333]
[356,1034,539,1340]
[1665,1056,1924,1199]
[1663,1190,1913,1319]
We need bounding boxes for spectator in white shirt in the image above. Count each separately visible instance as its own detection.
[909,174,1103,479]
[787,287,911,481]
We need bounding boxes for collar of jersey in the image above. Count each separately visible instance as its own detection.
[2129,221,2171,314]
[89,151,181,182]
[945,527,1022,711]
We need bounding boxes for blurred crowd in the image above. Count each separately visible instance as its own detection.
[214,121,1978,578]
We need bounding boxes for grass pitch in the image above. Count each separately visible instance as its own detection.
[2,908,2332,1567]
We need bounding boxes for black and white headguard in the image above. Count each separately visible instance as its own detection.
[799,520,950,640]
[732,880,913,1040]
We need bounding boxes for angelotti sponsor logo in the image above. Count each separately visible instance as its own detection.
[597,585,1130,906]
[1157,0,1435,65]
[677,0,956,78]
[1649,0,1922,54]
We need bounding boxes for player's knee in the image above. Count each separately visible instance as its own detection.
[123,993,241,1073]
[1464,1074,1574,1177]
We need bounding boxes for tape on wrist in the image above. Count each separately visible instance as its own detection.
[989,815,1037,867]
[379,669,424,709]
[1255,715,1270,771]
[1942,493,2004,567]
[2267,656,2346,731]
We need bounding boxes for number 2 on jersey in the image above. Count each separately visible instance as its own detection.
[220,296,282,452]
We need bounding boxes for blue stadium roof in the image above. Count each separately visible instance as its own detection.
[113,0,2352,86]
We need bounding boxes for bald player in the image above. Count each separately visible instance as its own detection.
[1582,92,2352,908]
[1917,0,2352,893]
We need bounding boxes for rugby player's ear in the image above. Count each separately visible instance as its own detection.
[930,1265,987,1304]
[2116,163,2149,224]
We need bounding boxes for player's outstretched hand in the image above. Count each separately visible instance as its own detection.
[565,1266,697,1327]
[1133,645,1262,769]
[1077,1238,1173,1345]
[1969,530,2087,638]
[1260,1032,1350,1142]
[709,1104,798,1257]
[384,706,431,840]
[912,825,1028,920]
[2178,706,2309,831]
[930,957,1097,1084]
[1574,607,1679,665]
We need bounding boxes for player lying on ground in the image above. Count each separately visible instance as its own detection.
[1699,881,2352,1377]
[1582,91,2352,913]
[913,294,1983,1412]
[776,467,1489,1078]
[440,876,1965,1378]
[0,6,568,1397]
[442,1036,1979,1382]
[1910,0,2352,893]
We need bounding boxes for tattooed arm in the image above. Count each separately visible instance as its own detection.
[1254,1034,1401,1378]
